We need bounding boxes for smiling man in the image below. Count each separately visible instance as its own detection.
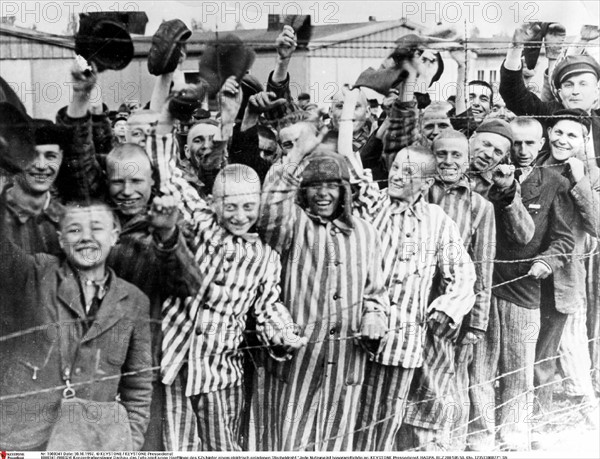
[534,109,600,429]
[402,130,495,451]
[341,144,476,451]
[501,24,600,170]
[253,137,389,451]
[0,120,69,256]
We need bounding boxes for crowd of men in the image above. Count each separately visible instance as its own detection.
[0,18,599,453]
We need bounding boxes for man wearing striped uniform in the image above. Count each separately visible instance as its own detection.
[346,144,477,451]
[253,121,389,451]
[161,164,305,451]
[398,129,496,450]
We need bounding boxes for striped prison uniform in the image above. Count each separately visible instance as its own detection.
[397,179,495,451]
[161,196,296,451]
[349,167,476,451]
[249,164,389,451]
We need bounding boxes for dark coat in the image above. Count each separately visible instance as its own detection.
[0,239,152,450]
[493,166,576,308]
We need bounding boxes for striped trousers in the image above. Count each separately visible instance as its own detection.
[401,329,460,451]
[190,384,245,451]
[353,361,415,451]
[559,305,596,398]
[466,296,539,451]
[164,368,201,451]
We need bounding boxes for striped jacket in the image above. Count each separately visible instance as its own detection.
[161,197,294,396]
[351,168,476,368]
[252,164,389,451]
[429,179,496,332]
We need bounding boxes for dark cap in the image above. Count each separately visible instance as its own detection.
[32,119,71,149]
[547,108,591,133]
[475,118,513,145]
[298,92,310,101]
[552,54,600,89]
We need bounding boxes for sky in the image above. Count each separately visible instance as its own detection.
[3,0,599,38]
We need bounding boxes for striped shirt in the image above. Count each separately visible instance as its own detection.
[351,168,476,368]
[161,197,294,395]
[428,179,496,332]
[255,164,389,450]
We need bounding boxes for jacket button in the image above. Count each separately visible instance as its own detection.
[329,328,336,335]
[333,294,339,300]
[74,367,82,376]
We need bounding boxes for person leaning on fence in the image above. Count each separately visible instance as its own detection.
[397,129,496,451]
[251,116,389,451]
[468,115,576,452]
[337,88,476,451]
[0,201,153,451]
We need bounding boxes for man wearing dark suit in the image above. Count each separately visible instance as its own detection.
[468,117,576,451]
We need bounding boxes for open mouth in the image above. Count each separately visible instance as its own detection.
[28,172,53,182]
[117,199,139,207]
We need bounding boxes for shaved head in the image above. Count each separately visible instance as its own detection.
[212,164,261,236]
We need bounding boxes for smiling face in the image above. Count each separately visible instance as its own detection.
[388,148,436,203]
[468,84,492,121]
[469,132,511,172]
[557,73,599,112]
[16,144,63,195]
[107,148,154,217]
[305,181,341,218]
[58,205,119,271]
[212,166,261,236]
[548,119,589,161]
[433,137,470,183]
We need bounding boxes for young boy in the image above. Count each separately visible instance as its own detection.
[0,201,153,451]
[161,164,305,451]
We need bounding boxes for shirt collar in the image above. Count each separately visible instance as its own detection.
[388,194,425,220]
[434,176,471,192]
[305,211,353,235]
[5,187,61,224]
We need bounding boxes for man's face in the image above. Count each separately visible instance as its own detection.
[305,181,341,219]
[511,123,544,167]
[258,134,280,164]
[17,144,63,195]
[558,73,599,112]
[278,122,318,158]
[548,120,589,161]
[212,180,260,236]
[59,206,118,271]
[422,115,452,144]
[113,120,127,138]
[468,84,492,121]
[126,112,159,148]
[186,123,223,170]
[388,150,433,203]
[469,132,511,172]
[107,155,154,217]
[329,92,369,132]
[433,137,469,183]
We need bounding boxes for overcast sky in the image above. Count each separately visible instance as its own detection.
[4,0,599,38]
